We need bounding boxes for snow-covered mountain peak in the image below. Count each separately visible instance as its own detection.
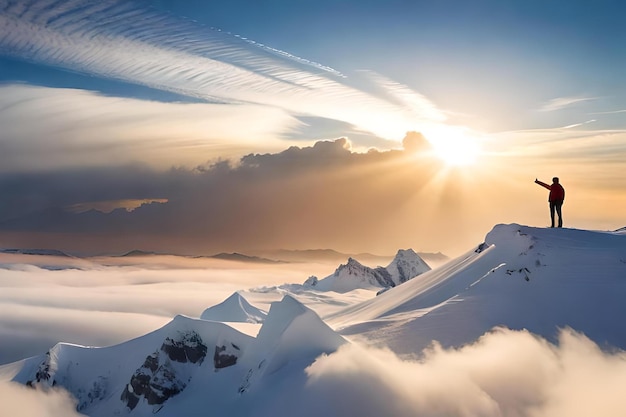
[310,257,389,292]
[253,295,346,359]
[334,257,369,276]
[9,315,254,415]
[306,250,431,293]
[386,248,431,284]
[239,295,347,390]
[200,292,267,323]
[255,295,315,344]
[483,223,536,250]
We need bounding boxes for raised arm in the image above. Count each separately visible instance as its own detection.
[534,179,550,190]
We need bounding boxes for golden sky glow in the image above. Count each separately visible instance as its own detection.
[0,0,624,258]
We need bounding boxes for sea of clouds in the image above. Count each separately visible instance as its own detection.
[1,255,626,417]
[0,254,333,364]
[1,328,625,417]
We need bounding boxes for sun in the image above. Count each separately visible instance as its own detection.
[429,131,482,167]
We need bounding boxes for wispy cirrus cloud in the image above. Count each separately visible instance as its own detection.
[0,0,446,142]
[538,96,598,112]
[0,83,298,171]
[560,119,597,129]
[589,109,626,115]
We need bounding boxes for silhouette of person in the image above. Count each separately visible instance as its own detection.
[535,177,565,228]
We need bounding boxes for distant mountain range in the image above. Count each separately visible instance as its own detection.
[249,248,449,266]
[1,246,449,266]
[306,249,432,293]
[0,248,72,257]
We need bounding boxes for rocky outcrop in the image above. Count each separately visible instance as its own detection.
[214,343,241,369]
[303,275,318,286]
[25,352,54,388]
[121,331,208,410]
[162,332,207,363]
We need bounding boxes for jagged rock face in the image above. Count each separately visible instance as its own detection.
[214,343,241,369]
[376,287,391,296]
[335,258,395,288]
[307,251,430,292]
[121,331,208,410]
[162,332,207,363]
[76,376,108,411]
[309,257,395,292]
[303,275,318,286]
[25,352,54,388]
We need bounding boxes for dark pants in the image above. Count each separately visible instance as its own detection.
[550,200,563,228]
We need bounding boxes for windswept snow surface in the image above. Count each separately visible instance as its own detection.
[330,224,626,354]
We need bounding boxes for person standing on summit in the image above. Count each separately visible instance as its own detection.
[535,177,565,228]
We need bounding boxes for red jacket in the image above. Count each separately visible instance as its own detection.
[536,180,565,202]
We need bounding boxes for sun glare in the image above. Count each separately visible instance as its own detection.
[430,131,481,167]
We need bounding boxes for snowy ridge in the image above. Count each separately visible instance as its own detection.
[236,296,346,394]
[9,315,253,414]
[3,297,345,416]
[330,224,626,354]
[307,249,430,292]
[200,292,267,323]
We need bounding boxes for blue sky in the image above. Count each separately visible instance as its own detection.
[0,0,625,255]
[153,0,626,130]
[3,0,625,136]
[135,1,626,131]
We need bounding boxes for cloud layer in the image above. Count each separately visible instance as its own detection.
[287,328,626,417]
[3,319,626,416]
[2,126,626,258]
[0,254,332,365]
[0,135,471,255]
[1,253,626,416]
[0,383,85,417]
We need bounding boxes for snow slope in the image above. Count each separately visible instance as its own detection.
[330,224,626,354]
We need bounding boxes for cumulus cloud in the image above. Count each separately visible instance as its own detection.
[0,136,463,256]
[287,328,626,417]
[0,382,85,417]
[2,124,625,258]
